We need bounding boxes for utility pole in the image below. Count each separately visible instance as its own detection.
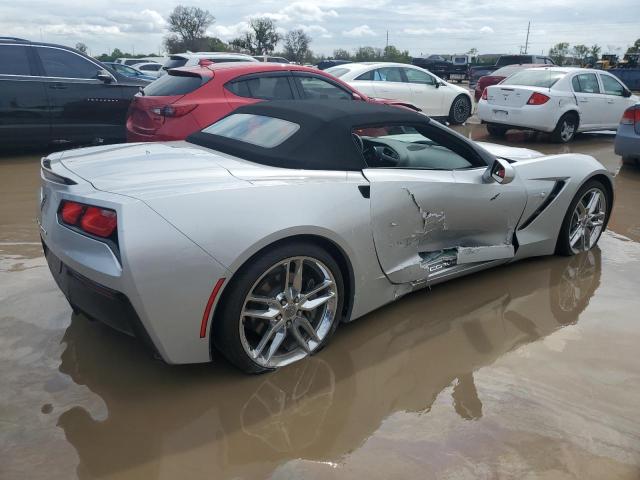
[386,30,389,50]
[524,21,530,54]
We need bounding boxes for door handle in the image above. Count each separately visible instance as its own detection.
[49,83,67,90]
[578,98,588,103]
[607,99,615,104]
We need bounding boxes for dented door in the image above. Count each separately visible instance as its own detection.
[364,167,527,284]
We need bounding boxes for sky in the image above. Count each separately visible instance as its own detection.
[0,0,638,57]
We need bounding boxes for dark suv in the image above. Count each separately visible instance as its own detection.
[0,37,150,148]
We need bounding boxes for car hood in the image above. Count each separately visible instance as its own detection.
[476,142,544,161]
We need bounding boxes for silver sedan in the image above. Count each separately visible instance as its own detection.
[39,100,613,373]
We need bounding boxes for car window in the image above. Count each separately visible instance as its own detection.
[297,76,352,100]
[572,73,600,94]
[600,74,625,96]
[375,67,404,82]
[403,68,434,85]
[124,59,142,66]
[144,72,208,96]
[353,125,475,170]
[163,56,188,70]
[140,64,161,71]
[202,113,299,148]
[325,67,350,78]
[226,75,294,100]
[502,70,565,88]
[0,45,31,75]
[36,47,100,79]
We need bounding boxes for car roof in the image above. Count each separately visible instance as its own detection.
[174,62,325,77]
[187,100,429,171]
[172,52,255,59]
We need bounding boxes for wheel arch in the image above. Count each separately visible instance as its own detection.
[559,108,581,129]
[209,233,356,357]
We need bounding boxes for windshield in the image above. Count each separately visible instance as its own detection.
[201,114,300,148]
[325,67,350,78]
[501,70,566,88]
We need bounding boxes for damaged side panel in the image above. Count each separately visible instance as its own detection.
[364,167,527,285]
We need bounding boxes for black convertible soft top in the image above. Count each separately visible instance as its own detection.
[186,100,430,171]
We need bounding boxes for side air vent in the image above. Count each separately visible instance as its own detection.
[518,180,565,230]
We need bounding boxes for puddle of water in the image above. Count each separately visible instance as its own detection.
[1,134,640,479]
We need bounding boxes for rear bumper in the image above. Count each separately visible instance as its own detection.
[614,124,640,159]
[43,241,158,354]
[477,100,556,132]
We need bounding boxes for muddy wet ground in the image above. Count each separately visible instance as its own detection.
[1,123,640,479]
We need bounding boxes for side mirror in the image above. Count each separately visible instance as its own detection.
[97,69,113,83]
[623,89,632,98]
[435,82,440,88]
[484,157,515,185]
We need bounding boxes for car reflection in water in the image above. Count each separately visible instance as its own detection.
[57,249,601,479]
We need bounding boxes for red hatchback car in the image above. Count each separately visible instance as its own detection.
[127,62,418,142]
[474,64,545,102]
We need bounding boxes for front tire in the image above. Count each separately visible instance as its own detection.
[213,242,344,374]
[556,179,610,256]
[551,112,578,143]
[449,95,472,125]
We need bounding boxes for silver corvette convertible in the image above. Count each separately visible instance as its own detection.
[39,100,613,373]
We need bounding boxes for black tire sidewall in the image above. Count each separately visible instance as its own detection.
[556,179,610,256]
[486,124,507,137]
[213,241,345,374]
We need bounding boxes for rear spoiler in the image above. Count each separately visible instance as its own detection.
[41,158,77,185]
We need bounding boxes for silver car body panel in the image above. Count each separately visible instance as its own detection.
[39,140,612,364]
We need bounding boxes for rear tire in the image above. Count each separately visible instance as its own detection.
[449,95,472,125]
[213,241,344,374]
[486,124,508,137]
[551,112,578,143]
[556,179,610,256]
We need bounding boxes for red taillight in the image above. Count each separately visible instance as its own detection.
[61,201,84,225]
[59,201,117,238]
[80,207,117,238]
[527,92,550,105]
[620,106,640,125]
[150,104,197,117]
[481,88,488,100]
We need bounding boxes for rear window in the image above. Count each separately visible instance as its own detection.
[124,59,142,66]
[501,70,566,88]
[143,72,207,96]
[163,56,188,70]
[325,67,349,78]
[493,65,525,77]
[0,45,31,75]
[497,55,530,66]
[201,113,299,148]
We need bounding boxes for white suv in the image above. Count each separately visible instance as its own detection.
[161,52,258,74]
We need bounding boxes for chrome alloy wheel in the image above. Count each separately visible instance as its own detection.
[452,96,470,123]
[560,119,576,142]
[568,188,607,254]
[239,256,338,369]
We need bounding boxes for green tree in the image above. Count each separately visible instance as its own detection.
[332,48,351,60]
[590,44,602,60]
[354,46,383,62]
[549,42,570,65]
[165,5,215,52]
[627,38,640,54]
[283,29,311,63]
[231,17,281,55]
[572,44,589,65]
[383,45,411,63]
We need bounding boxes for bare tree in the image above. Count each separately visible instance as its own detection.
[75,42,88,54]
[283,29,311,63]
[166,6,215,51]
[231,17,281,55]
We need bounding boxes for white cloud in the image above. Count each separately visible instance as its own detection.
[105,9,166,33]
[281,2,338,22]
[343,25,376,37]
[210,22,250,40]
[296,24,333,38]
[479,26,494,34]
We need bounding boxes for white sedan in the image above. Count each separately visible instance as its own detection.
[477,67,639,143]
[326,62,473,124]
